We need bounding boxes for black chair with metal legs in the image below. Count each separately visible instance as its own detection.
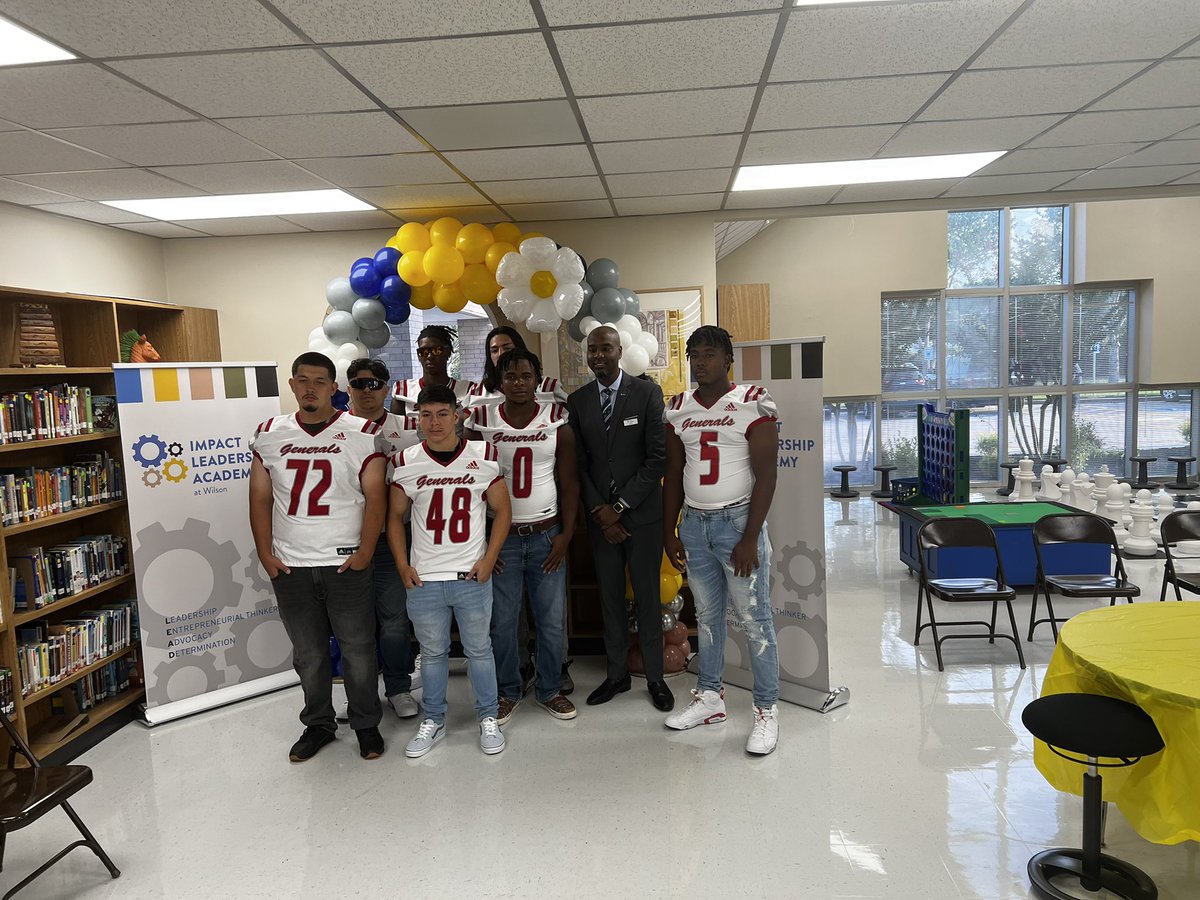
[0,710,120,898]
[913,517,1025,671]
[1159,510,1200,601]
[1029,513,1139,642]
[1022,693,1163,900]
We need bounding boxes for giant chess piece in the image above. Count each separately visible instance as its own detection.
[1058,466,1076,501]
[1071,473,1095,512]
[1154,489,1176,545]
[1012,457,1037,503]
[1120,482,1134,529]
[1041,468,1063,502]
[1180,501,1200,556]
[1105,483,1129,548]
[1124,490,1157,557]
[1092,466,1115,510]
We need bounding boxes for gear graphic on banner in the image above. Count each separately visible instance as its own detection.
[244,549,273,596]
[226,612,291,682]
[152,652,223,703]
[775,540,826,601]
[141,468,163,488]
[167,441,183,457]
[131,433,168,468]
[163,458,189,483]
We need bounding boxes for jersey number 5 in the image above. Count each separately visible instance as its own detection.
[427,487,472,544]
[699,430,719,486]
[284,459,332,516]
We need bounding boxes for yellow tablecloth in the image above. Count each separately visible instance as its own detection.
[1035,602,1200,845]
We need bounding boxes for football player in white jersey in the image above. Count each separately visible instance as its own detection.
[465,325,568,410]
[662,326,782,756]
[249,352,388,763]
[466,348,579,723]
[387,384,513,758]
[346,358,422,722]
[390,324,472,416]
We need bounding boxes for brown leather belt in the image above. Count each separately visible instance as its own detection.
[514,516,558,536]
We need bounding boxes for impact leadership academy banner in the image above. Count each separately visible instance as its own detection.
[115,362,297,725]
[729,338,848,713]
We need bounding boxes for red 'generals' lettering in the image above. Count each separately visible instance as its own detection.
[279,443,342,454]
[416,474,476,488]
[491,432,549,443]
[679,416,736,430]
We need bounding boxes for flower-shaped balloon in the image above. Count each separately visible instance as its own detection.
[495,237,586,334]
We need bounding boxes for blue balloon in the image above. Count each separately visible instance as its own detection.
[379,274,411,304]
[332,390,350,412]
[373,246,400,277]
[351,257,373,272]
[384,298,411,325]
[349,265,382,298]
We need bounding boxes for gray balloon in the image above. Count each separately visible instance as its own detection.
[326,276,357,312]
[567,315,587,343]
[661,611,677,633]
[322,310,359,345]
[359,323,391,349]
[591,286,626,324]
[620,289,640,316]
[667,595,684,614]
[578,281,593,318]
[351,297,387,330]
[585,258,620,290]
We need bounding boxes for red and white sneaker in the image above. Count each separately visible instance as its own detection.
[746,704,779,755]
[664,688,726,730]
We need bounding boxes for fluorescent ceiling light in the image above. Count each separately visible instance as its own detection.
[0,17,75,65]
[795,1,898,6]
[102,189,374,221]
[733,151,1006,191]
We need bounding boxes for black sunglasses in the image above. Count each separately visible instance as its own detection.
[348,377,385,391]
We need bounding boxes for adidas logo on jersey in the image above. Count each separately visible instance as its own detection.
[466,460,480,469]
[388,431,401,438]
[332,432,347,441]
[724,402,738,412]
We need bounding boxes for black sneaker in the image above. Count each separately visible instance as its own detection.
[289,727,335,762]
[356,726,385,760]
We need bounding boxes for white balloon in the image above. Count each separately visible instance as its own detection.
[308,326,325,344]
[351,297,386,330]
[495,251,533,288]
[525,299,561,334]
[326,276,357,312]
[552,282,584,319]
[323,310,359,345]
[498,286,536,324]
[616,314,642,336]
[308,333,331,352]
[622,344,651,377]
[359,324,391,349]
[333,354,355,385]
[550,247,585,285]
[520,237,558,270]
[636,331,660,359]
[338,341,368,360]
[580,316,601,335]
[618,330,633,349]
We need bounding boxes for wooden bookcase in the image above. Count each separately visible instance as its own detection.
[0,286,220,757]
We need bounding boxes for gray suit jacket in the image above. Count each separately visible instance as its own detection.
[567,375,665,529]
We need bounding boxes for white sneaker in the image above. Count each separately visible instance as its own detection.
[405,719,445,758]
[387,692,419,719]
[410,654,422,692]
[664,688,726,730]
[479,716,506,755]
[746,704,779,756]
[335,701,349,723]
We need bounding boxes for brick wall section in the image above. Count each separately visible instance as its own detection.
[370,308,491,385]
[456,316,490,384]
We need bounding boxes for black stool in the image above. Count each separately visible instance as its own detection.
[998,461,1019,496]
[1166,456,1199,491]
[1128,456,1157,490]
[1022,693,1164,900]
[831,465,859,498]
[1037,458,1067,473]
[871,464,897,499]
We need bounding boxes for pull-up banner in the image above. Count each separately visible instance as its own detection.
[115,362,297,725]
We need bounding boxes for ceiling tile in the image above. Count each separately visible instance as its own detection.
[973,0,1200,68]
[580,87,754,142]
[772,0,1022,81]
[595,135,741,174]
[755,75,946,130]
[11,168,206,200]
[477,176,606,204]
[1105,139,1200,168]
[979,143,1147,176]
[1027,108,1200,147]
[445,145,596,181]
[45,121,275,167]
[1059,164,1200,191]
[112,50,371,118]
[0,176,75,204]
[743,125,898,165]
[615,194,724,216]
[541,0,777,26]
[0,64,191,129]
[607,168,730,198]
[181,216,311,236]
[31,200,153,224]
[149,160,329,193]
[281,210,402,231]
[0,131,128,175]
[723,186,838,209]
[832,179,962,204]
[1170,169,1200,185]
[400,100,582,151]
[329,35,562,108]
[504,199,612,221]
[879,115,1062,157]
[0,119,19,131]
[219,111,426,157]
[942,171,1083,197]
[555,16,774,96]
[356,183,486,208]
[919,63,1143,121]
[1092,58,1200,111]
[296,153,456,187]
[387,205,503,224]
[113,221,208,238]
[270,0,538,41]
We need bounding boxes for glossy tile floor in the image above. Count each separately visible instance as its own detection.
[11,497,1200,899]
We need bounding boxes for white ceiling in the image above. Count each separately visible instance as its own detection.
[0,0,1196,238]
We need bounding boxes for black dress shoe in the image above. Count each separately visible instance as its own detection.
[648,680,675,712]
[586,676,632,706]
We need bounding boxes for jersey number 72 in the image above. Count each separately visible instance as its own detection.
[284,459,332,516]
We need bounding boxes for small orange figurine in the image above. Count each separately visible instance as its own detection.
[120,330,161,364]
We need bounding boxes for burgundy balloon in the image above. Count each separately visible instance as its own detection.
[668,622,690,646]
[663,643,686,673]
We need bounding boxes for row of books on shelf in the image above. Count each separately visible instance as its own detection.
[0,668,14,716]
[0,450,125,526]
[0,384,118,445]
[9,534,130,611]
[67,651,141,712]
[15,600,138,697]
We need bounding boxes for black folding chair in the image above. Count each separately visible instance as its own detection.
[1029,513,1139,642]
[0,710,120,898]
[914,517,1025,671]
[1159,510,1200,602]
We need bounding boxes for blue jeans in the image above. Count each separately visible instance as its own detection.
[373,535,414,697]
[406,579,498,724]
[491,525,566,703]
[680,503,780,707]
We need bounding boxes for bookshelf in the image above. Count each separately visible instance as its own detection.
[0,285,220,757]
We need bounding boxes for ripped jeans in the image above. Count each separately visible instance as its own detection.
[681,502,780,707]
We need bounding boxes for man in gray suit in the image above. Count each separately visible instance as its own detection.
[568,325,674,712]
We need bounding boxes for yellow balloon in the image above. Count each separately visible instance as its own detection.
[385,236,402,251]
[434,281,467,313]
[659,571,682,606]
[398,250,431,286]
[485,241,516,273]
[492,222,522,245]
[423,244,465,284]
[394,222,431,253]
[429,217,463,248]
[461,264,497,304]
[410,281,435,310]
[529,270,557,299]
[455,222,494,265]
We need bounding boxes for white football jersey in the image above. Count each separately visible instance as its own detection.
[467,401,568,523]
[390,440,503,581]
[465,377,568,410]
[250,412,386,567]
[391,377,471,416]
[368,411,421,458]
[664,385,778,509]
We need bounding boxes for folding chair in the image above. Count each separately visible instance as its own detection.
[1159,510,1200,602]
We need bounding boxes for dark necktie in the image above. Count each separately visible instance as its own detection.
[601,386,615,431]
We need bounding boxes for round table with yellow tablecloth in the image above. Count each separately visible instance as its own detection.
[1035,602,1200,845]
